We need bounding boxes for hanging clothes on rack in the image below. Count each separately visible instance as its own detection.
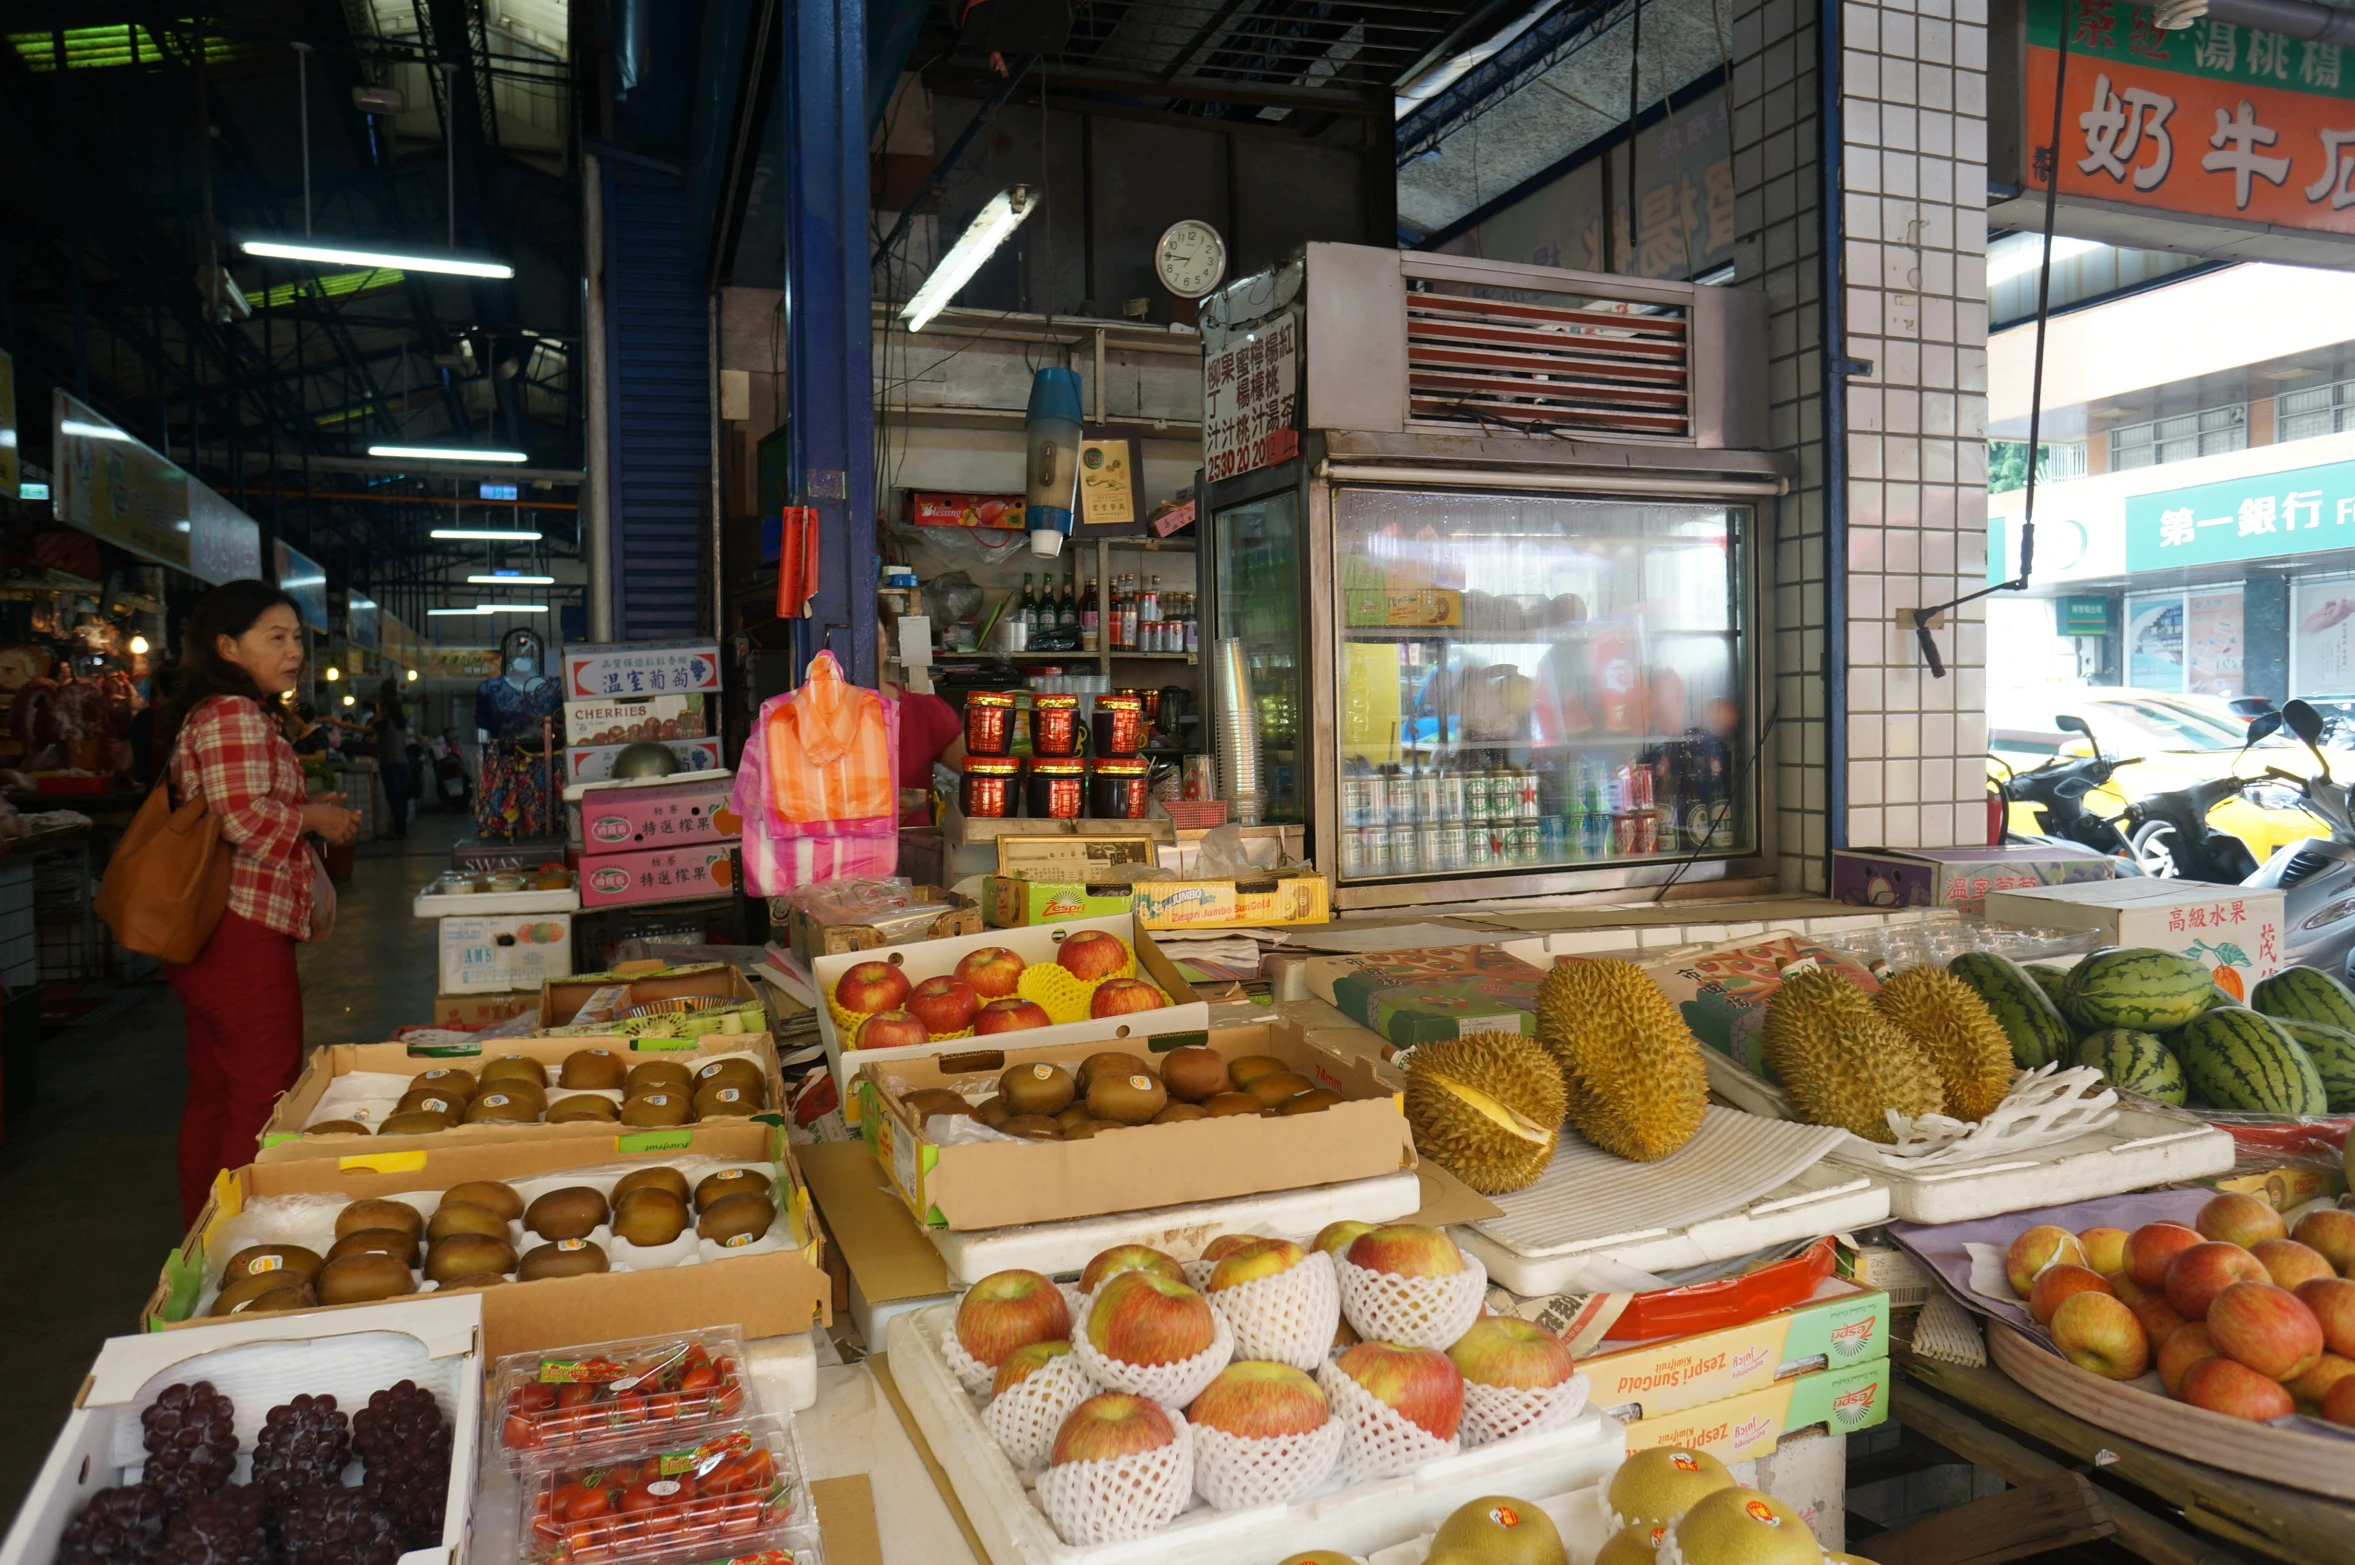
[732,652,899,894]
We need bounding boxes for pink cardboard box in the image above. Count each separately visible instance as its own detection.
[578,842,741,907]
[573,771,739,855]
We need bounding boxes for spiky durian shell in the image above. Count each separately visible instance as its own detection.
[1874,967,2016,1121]
[1761,968,1946,1143]
[1534,959,1709,1162]
[1404,1031,1567,1194]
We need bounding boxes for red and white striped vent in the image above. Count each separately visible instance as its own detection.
[1404,289,1691,439]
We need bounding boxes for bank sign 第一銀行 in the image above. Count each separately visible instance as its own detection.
[2124,455,2355,570]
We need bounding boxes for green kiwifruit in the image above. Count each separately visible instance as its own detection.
[336,1199,424,1242]
[1062,1118,1125,1139]
[902,1088,973,1122]
[517,1239,609,1280]
[212,1278,315,1316]
[409,1066,477,1099]
[612,1167,690,1206]
[1086,1070,1168,1126]
[425,1232,518,1284]
[1244,1070,1316,1109]
[1201,1092,1262,1118]
[1158,1046,1232,1103]
[997,1114,1063,1140]
[427,1202,510,1244]
[1077,1051,1149,1091]
[620,1091,691,1128]
[317,1252,416,1305]
[559,1048,627,1091]
[974,1096,1010,1127]
[1000,1062,1076,1116]
[442,1180,524,1221]
[212,1269,313,1315]
[1151,1102,1209,1125]
[329,1228,420,1267]
[479,1053,549,1089]
[525,1186,610,1241]
[693,1057,765,1096]
[436,1272,509,1290]
[1227,1055,1288,1090]
[548,1094,622,1123]
[223,1244,324,1284]
[1272,1087,1343,1116]
[396,1088,467,1117]
[696,1191,776,1247]
[612,1189,692,1247]
[693,1168,771,1212]
[379,1110,456,1136]
[466,1090,541,1124]
[626,1060,694,1096]
[1053,1102,1097,1132]
[304,1119,372,1137]
[692,1080,759,1119]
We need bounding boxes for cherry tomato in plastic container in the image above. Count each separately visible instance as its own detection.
[517,1416,809,1565]
[495,1329,753,1461]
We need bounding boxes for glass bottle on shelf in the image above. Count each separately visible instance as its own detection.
[1059,571,1078,631]
[1081,578,1101,652]
[1119,576,1141,651]
[1018,574,1037,634]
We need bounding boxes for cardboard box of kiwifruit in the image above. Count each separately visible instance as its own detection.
[854,1019,1415,1231]
[539,959,763,1029]
[141,1125,829,1361]
[253,1032,787,1164]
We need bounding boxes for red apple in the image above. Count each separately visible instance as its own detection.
[957,1269,1070,1368]
[954,946,1027,998]
[855,1010,929,1050]
[1202,1234,1263,1263]
[2110,1273,2145,1305]
[1346,1224,1466,1280]
[1090,977,1166,1019]
[973,998,1053,1035]
[1080,1244,1185,1294]
[2252,1238,2337,1292]
[1057,930,1131,981]
[2028,1264,2115,1327]
[2164,1242,2272,1321]
[2050,1291,2150,1380]
[2298,1277,2355,1356]
[1187,1361,1330,1439]
[833,959,910,1014]
[2005,1225,2086,1298]
[1445,1316,1577,1390]
[2157,1322,2218,1396]
[2179,1355,2295,1421]
[906,976,981,1034]
[2208,1282,2325,1380]
[2126,1223,2205,1290]
[2294,1208,2355,1275]
[991,1340,1075,1397]
[2077,1227,2131,1278]
[1313,1220,1377,1258]
[2197,1192,2288,1249]
[1050,1393,1177,1465]
[2129,1291,2189,1348]
[1209,1238,1306,1294]
[2285,1352,2355,1412]
[1335,1341,1464,1441]
[2327,1373,2355,1427]
[1085,1269,1216,1367]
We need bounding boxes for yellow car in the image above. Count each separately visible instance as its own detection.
[1987,689,2320,869]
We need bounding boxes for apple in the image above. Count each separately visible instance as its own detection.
[1203,1234,1262,1263]
[2129,1291,2189,1349]
[955,946,1027,998]
[906,976,981,1034]
[2078,1227,2131,1278]
[2285,1352,2355,1412]
[1089,977,1167,1019]
[2327,1373,2355,1427]
[2179,1355,2295,1421]
[1080,1244,1186,1294]
[1187,1360,1330,1439]
[956,1269,1071,1368]
[2196,1192,2288,1250]
[2157,1322,2218,1396]
[2004,1225,2086,1298]
[1209,1238,1306,1294]
[1346,1224,1466,1280]
[991,1340,1075,1397]
[1086,1269,1217,1366]
[1057,930,1130,981]
[856,1010,929,1050]
[2028,1264,2115,1327]
[1314,1220,1377,1258]
[2050,1291,2151,1380]
[834,960,911,1014]
[2164,1242,2272,1321]
[1050,1393,1178,1466]
[1336,1341,1464,1440]
[2126,1223,2205,1290]
[1445,1316,1577,1390]
[2109,1273,2144,1305]
[2252,1238,2337,1292]
[974,998,1053,1034]
[2294,1208,2355,1275]
[2207,1282,2325,1380]
[2298,1277,2355,1356]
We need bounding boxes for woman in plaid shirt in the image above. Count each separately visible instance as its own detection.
[162,582,361,1219]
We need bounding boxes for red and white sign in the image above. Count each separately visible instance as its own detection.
[1203,311,1301,482]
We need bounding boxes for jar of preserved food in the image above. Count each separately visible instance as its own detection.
[1030,693,1080,757]
[965,691,1016,756]
[1092,693,1146,757]
[1089,758,1151,819]
[1027,758,1087,819]
[961,757,1022,818]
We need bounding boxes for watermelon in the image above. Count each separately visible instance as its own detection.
[1948,951,2075,1069]
[2062,947,2219,1032]
[2176,1006,2330,1114]
[2069,1028,2188,1105]
[2023,963,2073,1009]
[2274,1018,2355,1111]
[2252,966,2355,1033]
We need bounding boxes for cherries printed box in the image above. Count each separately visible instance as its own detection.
[1576,1278,1891,1423]
[1619,1357,1892,1465]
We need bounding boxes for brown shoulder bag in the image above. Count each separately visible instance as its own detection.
[95,776,231,965]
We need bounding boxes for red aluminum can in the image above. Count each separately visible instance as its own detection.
[965,691,1015,756]
[1028,758,1087,819]
[1092,694,1146,757]
[1089,758,1151,819]
[960,757,1021,818]
[1030,693,1081,757]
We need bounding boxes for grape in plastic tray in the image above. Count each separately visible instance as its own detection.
[517,1414,813,1565]
[496,1327,753,1463]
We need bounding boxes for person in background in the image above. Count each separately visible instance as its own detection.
[160,581,361,1221]
[366,677,413,839]
[288,702,329,756]
[885,679,964,826]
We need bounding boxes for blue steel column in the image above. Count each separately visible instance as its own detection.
[783,0,878,683]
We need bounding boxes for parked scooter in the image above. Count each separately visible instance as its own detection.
[1990,714,2139,859]
[2242,700,2355,980]
[2119,711,2284,881]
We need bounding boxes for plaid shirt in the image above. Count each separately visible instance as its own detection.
[171,695,314,940]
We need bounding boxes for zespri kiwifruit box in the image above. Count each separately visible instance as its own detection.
[855,1019,1414,1231]
[1576,1277,1892,1423]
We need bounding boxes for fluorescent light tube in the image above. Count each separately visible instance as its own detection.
[901,186,1035,333]
[427,607,494,616]
[370,445,529,462]
[432,528,544,541]
[243,238,514,280]
[468,573,554,585]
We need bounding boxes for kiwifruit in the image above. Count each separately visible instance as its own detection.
[1077,1051,1149,1091]
[212,1269,313,1315]
[621,1091,691,1128]
[436,1272,509,1290]
[329,1228,420,1267]
[316,1252,416,1305]
[478,1054,549,1089]
[1000,1062,1076,1116]
[696,1191,776,1247]
[1087,1070,1168,1126]
[212,1278,315,1316]
[1158,1046,1233,1103]
[379,1110,456,1136]
[903,1088,974,1122]
[997,1114,1064,1140]
[337,1199,424,1242]
[975,1096,1011,1127]
[1152,1102,1210,1125]
[517,1239,609,1280]
[427,1202,510,1244]
[1227,1055,1288,1090]
[612,1167,690,1206]
[1202,1092,1263,1118]
[466,1090,541,1124]
[1272,1087,1344,1116]
[692,1081,760,1119]
[303,1119,372,1137]
[223,1244,324,1284]
[395,1088,467,1117]
[559,1048,627,1091]
[694,1168,771,1212]
[442,1180,524,1221]
[1062,1118,1125,1139]
[1244,1070,1316,1108]
[408,1066,477,1100]
[612,1190,692,1247]
[548,1094,622,1123]
[626,1060,695,1096]
[425,1233,517,1284]
[1053,1102,1097,1132]
[525,1187,610,1241]
[693,1057,765,1096]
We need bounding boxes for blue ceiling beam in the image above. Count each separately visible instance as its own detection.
[1395,0,1635,167]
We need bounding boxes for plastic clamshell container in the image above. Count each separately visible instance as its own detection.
[493,1326,753,1469]
[516,1414,813,1565]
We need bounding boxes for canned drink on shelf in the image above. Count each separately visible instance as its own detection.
[1538,815,1568,862]
[1435,771,1464,823]
[1633,812,1659,856]
[1340,772,1373,826]
[1430,822,1466,872]
[1340,826,1368,879]
[1515,769,1541,820]
[1509,824,1540,864]
[1461,770,1490,824]
[1383,773,1416,827]
[1464,825,1494,868]
[1365,826,1394,878]
[1612,813,1639,856]
[1412,772,1438,826]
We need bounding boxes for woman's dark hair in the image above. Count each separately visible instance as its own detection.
[163,579,301,750]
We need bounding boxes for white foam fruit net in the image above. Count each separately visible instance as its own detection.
[1182,1259,1216,1290]
[1034,1407,1196,1545]
[940,1327,1010,1399]
[1068,1304,1235,1407]
[1459,1372,1590,1448]
[1335,1252,1488,1351]
[981,1352,1101,1472]
[1205,1251,1341,1372]
[1315,1357,1461,1482]
[1190,1418,1345,1511]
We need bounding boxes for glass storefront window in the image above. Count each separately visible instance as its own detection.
[1210,489,1304,823]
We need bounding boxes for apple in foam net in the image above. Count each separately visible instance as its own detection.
[2004,1226,2085,1298]
[833,959,910,1014]
[2299,1277,2355,1357]
[1314,1220,1377,1259]
[854,1010,929,1050]
[1086,1269,1217,1367]
[2294,1208,2355,1275]
[1209,1239,1306,1294]
[2126,1223,2206,1290]
[1080,1244,1186,1294]
[2180,1355,2296,1422]
[991,1340,1075,1397]
[2050,1291,2151,1381]
[2077,1227,2132,1278]
[2028,1264,2115,1327]
[2157,1322,2218,1396]
[1446,1316,1578,1391]
[1335,1342,1464,1441]
[1050,1393,1178,1466]
[2196,1192,2288,1249]
[1187,1361,1330,1440]
[1347,1224,1466,1280]
[1202,1234,1263,1264]
[904,976,980,1034]
[956,1269,1070,1368]
[954,946,1027,999]
[1057,930,1131,981]
[2252,1238,2337,1292]
[2206,1281,2325,1380]
[2164,1242,2272,1321]
[1090,977,1167,1019]
[973,998,1053,1035]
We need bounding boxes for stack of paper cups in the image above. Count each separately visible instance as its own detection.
[1211,639,1266,825]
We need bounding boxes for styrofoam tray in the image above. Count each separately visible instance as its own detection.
[928,1170,1426,1286]
[1496,905,1946,966]
[887,1303,1625,1565]
[415,886,580,918]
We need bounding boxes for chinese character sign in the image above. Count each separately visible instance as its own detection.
[561,640,723,700]
[2123,453,2355,568]
[1202,311,1301,483]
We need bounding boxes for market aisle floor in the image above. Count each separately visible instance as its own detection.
[0,807,468,1527]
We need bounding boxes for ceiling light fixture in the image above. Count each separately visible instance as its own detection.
[427,607,494,617]
[901,186,1035,332]
[370,444,529,462]
[128,634,149,655]
[242,239,514,279]
[467,573,554,585]
[428,603,548,616]
[431,527,543,542]
[59,419,131,441]
[324,666,340,680]
[406,669,419,681]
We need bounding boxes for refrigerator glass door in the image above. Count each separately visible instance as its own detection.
[1209,488,1305,823]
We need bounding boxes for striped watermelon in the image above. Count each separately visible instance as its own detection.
[1948,951,2074,1069]
[2274,1018,2355,1112]
[2070,1028,2187,1105]
[2023,963,2073,1009]
[2176,1006,2330,1114]
[2062,947,2219,1032]
[2252,966,2355,1033]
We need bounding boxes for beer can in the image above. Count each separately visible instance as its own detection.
[1511,824,1540,864]
[1412,773,1439,827]
[1462,770,1490,823]
[1435,772,1465,823]
[1340,826,1368,880]
[1464,825,1494,868]
[1613,813,1638,857]
[1515,769,1541,820]
[1384,774,1417,826]
[1633,812,1658,856]
[1183,753,1217,802]
[1340,773,1374,826]
[1432,822,1466,872]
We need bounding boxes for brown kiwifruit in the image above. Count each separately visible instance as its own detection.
[612,1189,692,1247]
[1227,1055,1288,1090]
[548,1094,622,1123]
[693,1057,765,1096]
[559,1048,627,1091]
[997,1114,1064,1140]
[1053,1102,1097,1132]
[696,1191,776,1247]
[692,1081,760,1119]
[478,1053,549,1089]
[1062,1118,1125,1139]
[337,1199,424,1241]
[517,1239,609,1280]
[693,1168,771,1212]
[442,1180,524,1221]
[620,1090,691,1128]
[379,1110,456,1136]
[975,1096,1011,1127]
[223,1244,324,1284]
[329,1228,420,1267]
[1086,1070,1168,1126]
[395,1088,467,1117]
[303,1119,372,1137]
[436,1272,509,1290]
[612,1167,690,1206]
[466,1090,541,1124]
[1000,1062,1076,1116]
[1152,1102,1210,1125]
[316,1252,416,1305]
[1157,1046,1233,1103]
[902,1088,974,1123]
[1244,1070,1316,1108]
[410,1065,477,1095]
[212,1269,312,1315]
[1272,1087,1344,1116]
[1201,1092,1262,1118]
[425,1232,518,1284]
[212,1277,316,1316]
[427,1202,510,1244]
[525,1186,610,1241]
[626,1060,694,1096]
[1077,1051,1149,1091]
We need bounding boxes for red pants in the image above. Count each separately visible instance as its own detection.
[167,910,304,1221]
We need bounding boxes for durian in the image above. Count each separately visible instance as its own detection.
[1404,1032,1566,1194]
[1666,1488,1822,1565]
[1595,1524,1667,1565]
[1607,1446,1737,1528]
[1535,959,1709,1162]
[1761,969,1946,1143]
[1874,966,2016,1121]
